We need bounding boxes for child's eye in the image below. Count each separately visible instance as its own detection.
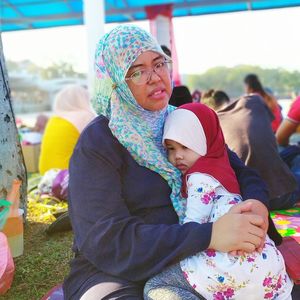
[182,146,188,150]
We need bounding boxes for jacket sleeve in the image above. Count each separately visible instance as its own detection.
[68,142,212,282]
[227,146,270,208]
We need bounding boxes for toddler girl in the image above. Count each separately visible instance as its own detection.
[144,103,292,300]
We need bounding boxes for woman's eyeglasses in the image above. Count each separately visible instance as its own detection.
[125,60,172,85]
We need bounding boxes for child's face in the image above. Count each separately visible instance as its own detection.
[165,139,201,174]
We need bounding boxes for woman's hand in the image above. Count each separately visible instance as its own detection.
[231,199,268,252]
[230,200,269,231]
[225,200,269,255]
[208,201,266,253]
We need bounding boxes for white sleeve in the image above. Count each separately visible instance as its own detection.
[183,173,220,224]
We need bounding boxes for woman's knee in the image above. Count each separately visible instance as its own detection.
[80,281,143,300]
[80,282,123,300]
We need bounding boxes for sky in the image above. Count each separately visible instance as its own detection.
[2,6,300,75]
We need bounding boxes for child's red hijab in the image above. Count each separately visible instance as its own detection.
[169,103,241,197]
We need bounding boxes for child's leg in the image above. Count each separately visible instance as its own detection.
[144,263,205,300]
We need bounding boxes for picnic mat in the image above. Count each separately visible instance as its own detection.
[270,204,300,244]
[271,204,300,284]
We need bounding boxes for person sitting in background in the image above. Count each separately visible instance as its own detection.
[160,45,172,58]
[32,114,49,133]
[192,89,202,103]
[39,84,96,175]
[276,95,300,183]
[244,74,282,132]
[276,95,300,147]
[201,89,230,111]
[204,91,300,210]
[169,85,193,107]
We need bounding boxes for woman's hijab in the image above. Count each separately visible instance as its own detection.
[53,84,96,133]
[93,25,185,220]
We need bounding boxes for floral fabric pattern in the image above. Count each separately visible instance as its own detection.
[180,173,293,299]
[92,25,186,220]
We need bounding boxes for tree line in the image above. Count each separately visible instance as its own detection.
[6,59,300,100]
[6,59,85,80]
[185,65,300,99]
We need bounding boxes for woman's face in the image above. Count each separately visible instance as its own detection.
[126,51,172,111]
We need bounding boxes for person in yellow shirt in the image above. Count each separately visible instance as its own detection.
[39,85,96,175]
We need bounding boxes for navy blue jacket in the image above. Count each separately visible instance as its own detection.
[63,116,270,298]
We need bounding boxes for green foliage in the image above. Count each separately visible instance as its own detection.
[6,59,86,80]
[186,65,300,98]
[40,62,85,80]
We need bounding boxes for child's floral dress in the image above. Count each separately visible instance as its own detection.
[181,172,293,300]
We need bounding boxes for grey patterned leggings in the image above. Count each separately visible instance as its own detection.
[144,263,205,300]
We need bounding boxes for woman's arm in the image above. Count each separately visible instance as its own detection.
[227,147,269,208]
[276,119,298,146]
[226,147,283,246]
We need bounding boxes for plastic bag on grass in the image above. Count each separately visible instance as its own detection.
[0,232,15,295]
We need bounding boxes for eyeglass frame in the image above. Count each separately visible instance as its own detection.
[125,59,173,86]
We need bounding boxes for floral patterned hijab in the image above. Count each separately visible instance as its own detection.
[93,25,185,221]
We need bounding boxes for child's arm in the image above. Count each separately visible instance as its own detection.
[183,173,217,224]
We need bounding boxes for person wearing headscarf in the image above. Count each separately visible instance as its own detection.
[144,103,292,300]
[39,84,96,175]
[63,25,274,300]
[32,114,49,133]
[201,89,230,111]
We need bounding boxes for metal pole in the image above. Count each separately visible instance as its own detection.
[83,0,105,92]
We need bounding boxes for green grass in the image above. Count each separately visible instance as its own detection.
[1,215,73,299]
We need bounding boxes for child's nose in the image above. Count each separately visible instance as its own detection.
[175,151,183,160]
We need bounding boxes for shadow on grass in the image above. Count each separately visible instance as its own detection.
[1,220,73,300]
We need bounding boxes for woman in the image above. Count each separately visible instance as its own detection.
[63,25,272,300]
[39,84,96,174]
[244,74,282,132]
